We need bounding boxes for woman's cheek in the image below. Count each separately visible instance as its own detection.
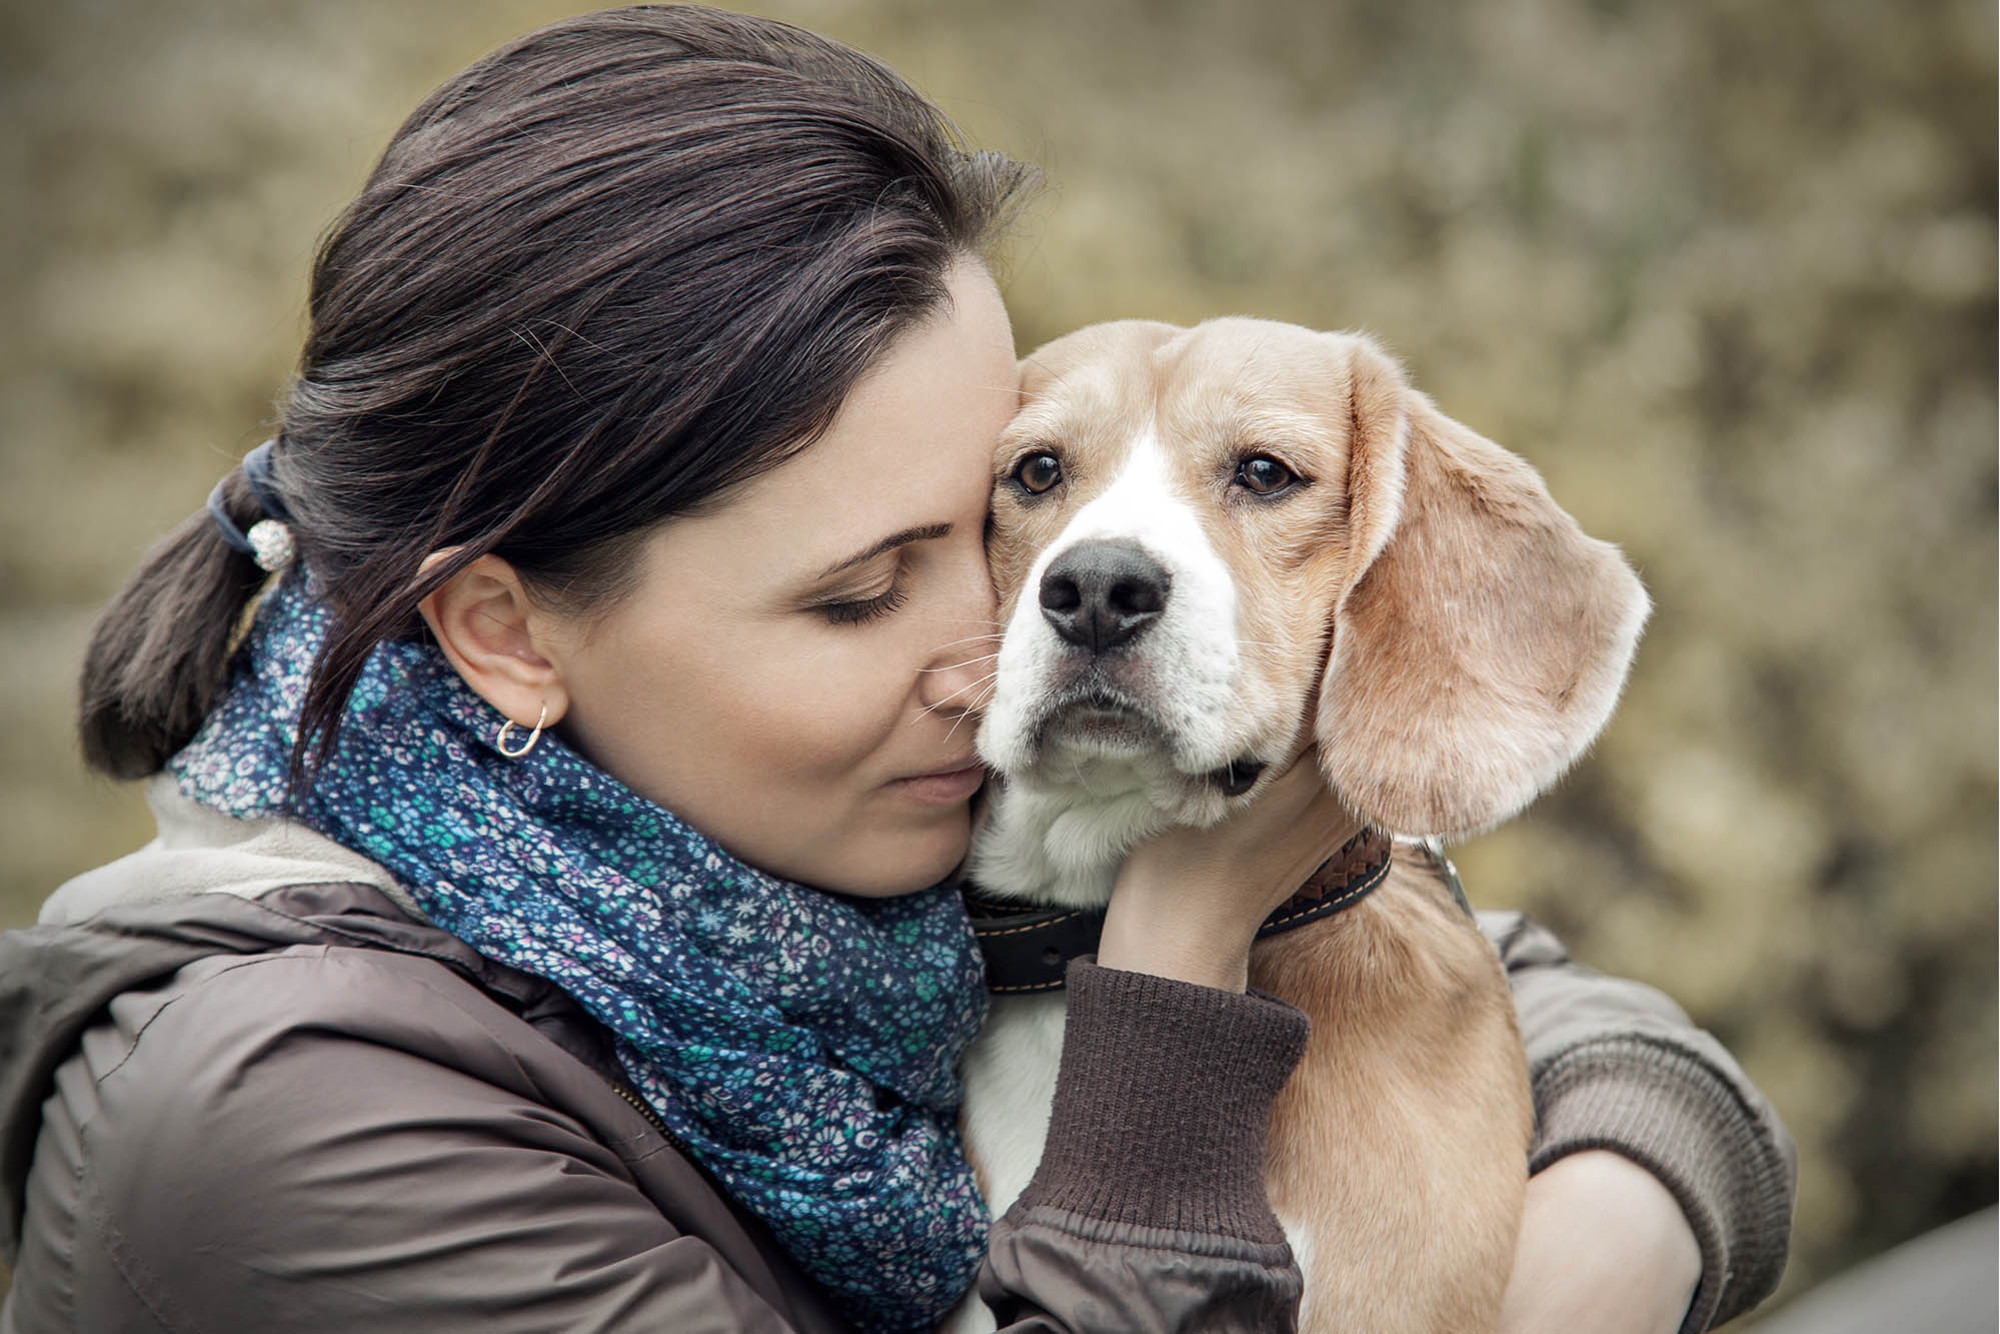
[767,632,909,771]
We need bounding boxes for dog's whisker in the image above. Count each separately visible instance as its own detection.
[927,631,1003,654]
[936,680,1000,740]
[943,711,979,747]
[928,636,1008,656]
[931,674,1004,747]
[913,672,997,721]
[918,653,1000,674]
[939,669,998,699]
[943,688,1000,745]
[915,693,984,725]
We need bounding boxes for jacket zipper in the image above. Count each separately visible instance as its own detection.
[607,1077,706,1167]
[607,1077,750,1205]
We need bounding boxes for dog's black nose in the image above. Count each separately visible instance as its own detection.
[1039,540,1170,654]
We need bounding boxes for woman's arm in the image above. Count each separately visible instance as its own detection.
[19,946,823,1334]
[1482,910,1799,1332]
[978,960,1309,1332]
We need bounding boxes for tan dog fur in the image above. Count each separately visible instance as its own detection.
[967,318,1649,1332]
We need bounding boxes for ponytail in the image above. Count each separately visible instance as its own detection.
[78,470,270,779]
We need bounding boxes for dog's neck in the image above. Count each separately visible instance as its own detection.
[969,758,1198,911]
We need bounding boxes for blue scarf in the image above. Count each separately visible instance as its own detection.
[171,574,990,1330]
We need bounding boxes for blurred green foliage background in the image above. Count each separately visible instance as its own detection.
[1,0,1992,1322]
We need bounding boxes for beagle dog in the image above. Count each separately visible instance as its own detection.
[951,319,1649,1332]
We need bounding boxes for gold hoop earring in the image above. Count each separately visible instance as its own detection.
[496,702,548,759]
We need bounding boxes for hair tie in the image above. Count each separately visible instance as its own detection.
[240,438,293,523]
[208,439,297,571]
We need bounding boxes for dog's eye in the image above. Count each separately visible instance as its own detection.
[1013,453,1064,496]
[1236,455,1298,496]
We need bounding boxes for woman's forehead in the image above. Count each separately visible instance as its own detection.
[657,263,1018,581]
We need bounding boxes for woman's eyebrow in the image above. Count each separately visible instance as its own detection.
[814,522,951,581]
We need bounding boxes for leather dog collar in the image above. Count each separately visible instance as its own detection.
[963,826,1395,995]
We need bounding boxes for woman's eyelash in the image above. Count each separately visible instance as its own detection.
[818,578,909,626]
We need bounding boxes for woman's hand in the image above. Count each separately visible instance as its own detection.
[1500,1150,1704,1334]
[1097,751,1362,992]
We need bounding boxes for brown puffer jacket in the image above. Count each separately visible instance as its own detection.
[0,784,1795,1332]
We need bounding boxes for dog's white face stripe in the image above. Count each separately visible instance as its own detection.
[977,425,1244,790]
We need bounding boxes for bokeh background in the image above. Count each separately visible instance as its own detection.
[2,0,1992,1323]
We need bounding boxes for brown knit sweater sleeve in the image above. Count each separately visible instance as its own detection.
[977,958,1310,1333]
[1482,911,1798,1332]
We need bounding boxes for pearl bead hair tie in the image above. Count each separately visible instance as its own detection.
[208,439,297,572]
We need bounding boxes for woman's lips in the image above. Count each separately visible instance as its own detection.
[892,758,986,805]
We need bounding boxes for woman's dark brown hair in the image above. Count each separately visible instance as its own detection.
[78,4,1034,785]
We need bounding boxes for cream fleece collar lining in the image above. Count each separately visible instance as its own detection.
[40,774,427,927]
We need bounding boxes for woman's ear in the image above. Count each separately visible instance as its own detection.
[416,552,571,734]
[1314,336,1651,839]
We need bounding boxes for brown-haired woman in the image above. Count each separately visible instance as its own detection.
[0,7,1792,1331]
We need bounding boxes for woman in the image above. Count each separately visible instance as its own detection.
[0,7,1792,1332]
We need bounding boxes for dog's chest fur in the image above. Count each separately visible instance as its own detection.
[957,986,1068,1225]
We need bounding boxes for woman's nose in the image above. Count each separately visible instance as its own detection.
[916,556,999,718]
[916,635,997,718]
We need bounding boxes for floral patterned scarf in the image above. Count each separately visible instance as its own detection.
[170,572,990,1330]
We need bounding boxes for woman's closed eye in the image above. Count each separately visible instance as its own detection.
[801,520,955,627]
[815,576,910,626]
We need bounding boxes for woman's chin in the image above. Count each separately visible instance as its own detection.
[813,814,975,900]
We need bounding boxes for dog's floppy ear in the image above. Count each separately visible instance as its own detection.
[1315,335,1650,838]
